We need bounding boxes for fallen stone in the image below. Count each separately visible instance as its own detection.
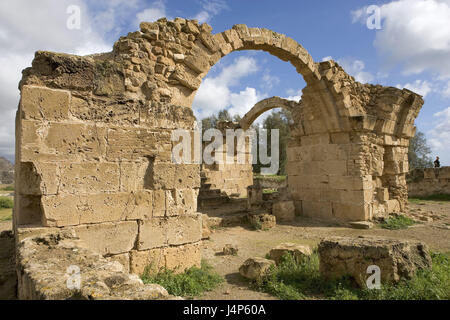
[349,221,374,229]
[318,236,432,287]
[247,213,276,230]
[222,244,238,256]
[269,243,312,264]
[239,257,275,280]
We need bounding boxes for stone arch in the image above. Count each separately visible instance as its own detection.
[239,96,298,130]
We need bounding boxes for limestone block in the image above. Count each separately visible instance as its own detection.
[106,127,168,161]
[20,122,107,162]
[269,243,312,264]
[331,202,370,221]
[130,248,165,275]
[171,64,202,90]
[164,242,201,273]
[137,214,202,250]
[58,162,120,194]
[74,221,139,255]
[302,201,332,220]
[152,189,166,217]
[18,161,59,195]
[239,257,275,280]
[320,160,348,175]
[330,132,350,144]
[318,237,431,287]
[272,201,296,222]
[377,187,389,202]
[166,214,202,246]
[386,199,400,213]
[21,86,70,121]
[41,191,153,227]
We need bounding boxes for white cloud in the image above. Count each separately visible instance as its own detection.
[193,0,228,23]
[321,56,333,62]
[353,0,450,78]
[396,80,433,97]
[428,106,450,164]
[193,56,267,120]
[338,58,374,83]
[261,72,280,90]
[442,80,450,97]
[285,89,302,102]
[136,0,168,23]
[0,0,114,161]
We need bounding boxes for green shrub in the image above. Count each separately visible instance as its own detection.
[141,260,223,298]
[381,215,416,230]
[0,197,13,209]
[255,251,449,300]
[1,185,14,191]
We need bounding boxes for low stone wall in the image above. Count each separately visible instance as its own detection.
[407,167,450,197]
[16,231,176,300]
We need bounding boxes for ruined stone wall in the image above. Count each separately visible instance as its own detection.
[285,62,423,221]
[14,17,424,286]
[407,167,450,197]
[201,121,253,197]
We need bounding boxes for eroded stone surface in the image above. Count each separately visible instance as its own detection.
[318,236,432,287]
[239,257,275,280]
[269,243,312,265]
[16,231,176,300]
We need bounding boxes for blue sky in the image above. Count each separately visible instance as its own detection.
[0,0,449,164]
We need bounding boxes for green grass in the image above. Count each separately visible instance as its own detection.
[254,174,286,182]
[0,208,12,221]
[255,251,450,300]
[380,215,416,230]
[141,260,223,298]
[262,188,278,194]
[0,185,14,191]
[0,196,13,209]
[409,194,450,202]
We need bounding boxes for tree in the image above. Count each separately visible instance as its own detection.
[408,131,433,169]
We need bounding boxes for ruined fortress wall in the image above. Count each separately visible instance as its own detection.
[14,17,425,286]
[407,167,450,197]
[285,62,423,221]
[201,122,253,197]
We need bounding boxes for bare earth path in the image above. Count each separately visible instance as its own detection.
[197,200,450,300]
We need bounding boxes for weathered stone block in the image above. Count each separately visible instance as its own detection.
[21,86,70,121]
[318,237,432,287]
[269,243,312,265]
[239,257,275,280]
[74,221,138,255]
[272,201,296,222]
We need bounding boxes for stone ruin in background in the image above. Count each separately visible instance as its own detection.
[13,18,424,283]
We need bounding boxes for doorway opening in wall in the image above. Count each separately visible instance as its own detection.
[191,50,306,230]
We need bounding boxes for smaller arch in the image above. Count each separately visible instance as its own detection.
[239,96,299,130]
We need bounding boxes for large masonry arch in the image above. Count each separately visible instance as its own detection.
[14,18,424,276]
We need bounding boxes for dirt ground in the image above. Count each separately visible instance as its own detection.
[197,200,450,300]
